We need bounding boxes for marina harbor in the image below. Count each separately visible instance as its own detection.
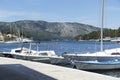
[1,40,120,78]
[0,0,120,79]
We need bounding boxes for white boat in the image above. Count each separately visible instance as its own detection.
[0,41,4,43]
[22,38,33,43]
[74,60,120,70]
[11,47,56,62]
[2,42,56,62]
[5,37,33,43]
[63,48,120,62]
[111,37,120,43]
[5,40,21,44]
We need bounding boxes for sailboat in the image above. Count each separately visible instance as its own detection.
[63,0,120,70]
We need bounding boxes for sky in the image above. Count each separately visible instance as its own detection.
[0,0,120,29]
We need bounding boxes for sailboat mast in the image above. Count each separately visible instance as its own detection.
[100,0,104,51]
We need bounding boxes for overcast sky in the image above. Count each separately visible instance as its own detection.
[0,0,120,29]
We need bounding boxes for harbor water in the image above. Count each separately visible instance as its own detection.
[0,40,120,77]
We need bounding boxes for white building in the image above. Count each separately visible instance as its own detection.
[0,32,4,42]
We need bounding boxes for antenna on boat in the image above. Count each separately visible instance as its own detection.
[100,0,104,51]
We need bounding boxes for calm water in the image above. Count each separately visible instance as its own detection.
[0,40,120,78]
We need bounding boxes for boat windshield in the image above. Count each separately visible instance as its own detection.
[39,53,48,56]
[15,50,22,53]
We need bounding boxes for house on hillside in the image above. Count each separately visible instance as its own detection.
[6,34,17,38]
[0,32,4,42]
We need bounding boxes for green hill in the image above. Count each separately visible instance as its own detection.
[0,20,100,40]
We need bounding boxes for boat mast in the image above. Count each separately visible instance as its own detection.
[100,0,104,51]
[36,43,39,54]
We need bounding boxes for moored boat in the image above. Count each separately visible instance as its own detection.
[63,48,120,62]
[2,42,57,63]
[74,60,120,70]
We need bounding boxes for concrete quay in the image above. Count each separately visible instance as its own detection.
[0,57,119,80]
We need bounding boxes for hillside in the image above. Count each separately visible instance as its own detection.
[0,20,100,40]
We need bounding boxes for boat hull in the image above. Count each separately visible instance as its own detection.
[64,55,120,62]
[11,54,50,63]
[74,61,120,70]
